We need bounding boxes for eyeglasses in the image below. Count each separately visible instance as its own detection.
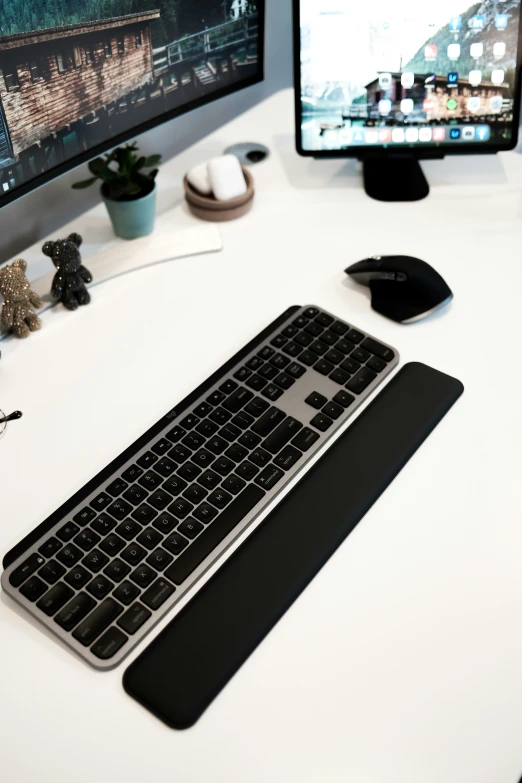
[0,409,23,437]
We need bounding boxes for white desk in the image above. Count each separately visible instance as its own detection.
[2,88,522,783]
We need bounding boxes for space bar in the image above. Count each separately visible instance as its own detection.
[164,485,265,585]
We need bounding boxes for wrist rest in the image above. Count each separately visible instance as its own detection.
[123,362,464,729]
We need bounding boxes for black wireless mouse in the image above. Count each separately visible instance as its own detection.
[345,255,453,324]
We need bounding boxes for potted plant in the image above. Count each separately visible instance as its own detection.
[72,142,161,240]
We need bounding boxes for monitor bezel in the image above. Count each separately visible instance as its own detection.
[293,0,522,159]
[0,3,265,209]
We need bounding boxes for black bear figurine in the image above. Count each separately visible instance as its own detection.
[42,233,93,311]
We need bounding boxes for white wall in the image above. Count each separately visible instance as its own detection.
[0,1,293,263]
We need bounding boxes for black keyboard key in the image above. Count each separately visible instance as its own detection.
[146,548,174,571]
[138,470,163,491]
[57,522,80,542]
[282,341,302,358]
[82,549,109,573]
[223,387,254,414]
[315,312,334,327]
[246,374,267,392]
[116,519,142,540]
[360,337,395,362]
[292,427,320,451]
[238,431,261,449]
[246,355,264,371]
[106,477,128,497]
[333,390,355,408]
[292,315,308,328]
[91,627,128,660]
[180,414,200,430]
[123,484,149,506]
[208,489,233,509]
[87,575,114,600]
[250,448,271,468]
[231,411,254,430]
[178,518,204,539]
[211,457,235,477]
[270,353,290,369]
[262,384,284,401]
[104,559,130,583]
[168,444,192,465]
[299,350,316,367]
[122,464,145,483]
[55,592,96,631]
[351,347,370,363]
[233,366,252,382]
[305,322,323,337]
[177,462,202,482]
[258,363,278,380]
[38,560,66,585]
[183,484,208,504]
[209,407,232,426]
[90,492,111,512]
[219,379,238,394]
[325,349,344,365]
[330,369,350,385]
[287,364,307,381]
[206,435,228,455]
[310,413,333,432]
[207,390,226,406]
[255,465,285,491]
[73,598,123,645]
[367,356,387,373]
[163,475,188,496]
[346,367,377,394]
[320,330,338,346]
[20,576,47,601]
[274,372,295,390]
[303,307,319,319]
[91,513,117,535]
[222,474,247,494]
[182,431,206,450]
[258,345,275,361]
[169,497,194,520]
[194,402,213,418]
[309,340,328,356]
[100,534,126,556]
[131,504,157,526]
[270,334,287,348]
[151,438,172,457]
[305,391,327,409]
[152,513,178,535]
[118,603,152,635]
[322,402,344,420]
[164,485,264,585]
[39,537,62,558]
[56,544,83,568]
[225,443,249,463]
[197,469,222,489]
[10,553,46,587]
[113,580,140,605]
[130,565,157,588]
[106,499,133,521]
[236,460,259,480]
[163,533,189,556]
[314,359,334,376]
[148,489,173,511]
[295,331,313,347]
[347,329,364,344]
[219,423,242,441]
[196,419,219,437]
[274,445,302,471]
[263,418,302,455]
[37,582,74,616]
[165,426,186,444]
[331,320,348,335]
[121,544,147,566]
[282,325,299,338]
[142,578,176,611]
[336,339,356,355]
[340,357,360,374]
[154,457,177,478]
[193,503,219,524]
[74,507,96,526]
[65,565,91,588]
[191,448,215,469]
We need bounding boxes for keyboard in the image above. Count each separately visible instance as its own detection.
[1,305,399,669]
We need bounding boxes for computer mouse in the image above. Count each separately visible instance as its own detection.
[345,255,453,324]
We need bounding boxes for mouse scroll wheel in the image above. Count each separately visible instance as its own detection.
[396,272,408,282]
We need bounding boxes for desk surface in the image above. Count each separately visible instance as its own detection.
[2,88,522,783]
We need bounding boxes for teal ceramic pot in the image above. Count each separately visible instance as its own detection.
[102,184,156,240]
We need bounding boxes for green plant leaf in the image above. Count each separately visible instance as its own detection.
[149,168,159,180]
[88,158,107,176]
[72,177,98,189]
[143,154,161,167]
[132,156,146,172]
[127,183,142,196]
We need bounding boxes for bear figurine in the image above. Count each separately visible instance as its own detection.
[0,258,43,338]
[42,233,93,311]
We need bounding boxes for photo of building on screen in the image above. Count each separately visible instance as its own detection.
[0,1,260,193]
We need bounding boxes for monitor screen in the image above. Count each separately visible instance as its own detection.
[296,0,521,154]
[0,1,264,206]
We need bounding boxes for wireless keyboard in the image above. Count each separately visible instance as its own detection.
[1,305,399,669]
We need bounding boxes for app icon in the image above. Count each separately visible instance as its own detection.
[365,130,378,143]
[493,42,506,58]
[425,73,436,85]
[401,72,415,88]
[379,129,392,143]
[491,69,505,85]
[462,127,475,141]
[339,128,352,144]
[490,95,503,113]
[423,98,436,112]
[467,97,481,113]
[448,72,458,85]
[476,125,490,141]
[392,128,405,142]
[432,127,445,141]
[378,99,392,116]
[470,43,483,58]
[2,182,9,192]
[449,16,462,32]
[446,98,458,111]
[425,44,438,61]
[419,128,432,142]
[401,98,414,114]
[469,70,482,86]
[448,44,460,60]
[495,14,508,30]
[352,130,364,143]
[469,15,484,30]
[378,72,392,89]
[450,128,461,139]
[405,128,419,142]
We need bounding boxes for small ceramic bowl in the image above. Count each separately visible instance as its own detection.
[183,167,254,222]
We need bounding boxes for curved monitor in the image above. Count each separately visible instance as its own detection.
[294,0,522,156]
[0,1,264,207]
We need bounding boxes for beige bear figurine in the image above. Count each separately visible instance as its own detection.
[0,258,43,338]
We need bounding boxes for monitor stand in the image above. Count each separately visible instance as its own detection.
[363,157,429,202]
